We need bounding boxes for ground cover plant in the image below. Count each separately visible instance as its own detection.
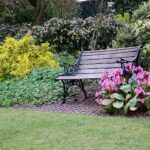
[0,53,78,107]
[0,109,150,150]
[95,63,150,115]
[0,67,63,107]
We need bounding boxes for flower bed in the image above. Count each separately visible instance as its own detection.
[95,63,150,115]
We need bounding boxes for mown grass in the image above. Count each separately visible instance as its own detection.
[0,108,150,150]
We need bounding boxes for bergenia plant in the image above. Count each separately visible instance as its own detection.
[95,63,150,114]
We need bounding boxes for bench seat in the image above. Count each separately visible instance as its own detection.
[57,69,116,80]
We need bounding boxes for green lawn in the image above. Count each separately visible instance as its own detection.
[0,109,150,150]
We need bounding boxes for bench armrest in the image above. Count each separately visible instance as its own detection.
[116,58,133,75]
[116,58,129,64]
[60,62,77,76]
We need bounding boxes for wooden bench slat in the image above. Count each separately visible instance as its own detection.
[80,56,135,65]
[79,63,121,69]
[57,73,101,80]
[81,52,136,60]
[82,49,137,56]
[77,68,118,74]
[84,47,138,53]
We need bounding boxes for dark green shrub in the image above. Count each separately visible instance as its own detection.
[141,44,150,70]
[0,24,21,43]
[112,24,138,48]
[14,17,117,53]
[55,54,77,65]
[0,17,118,53]
[0,24,32,43]
[113,19,150,47]
[132,0,150,22]
[0,0,33,24]
[113,19,150,70]
[113,1,150,49]
[145,96,150,112]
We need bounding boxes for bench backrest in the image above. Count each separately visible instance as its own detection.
[77,46,140,75]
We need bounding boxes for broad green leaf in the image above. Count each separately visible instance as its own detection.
[119,84,131,93]
[130,106,138,111]
[128,74,136,84]
[111,93,125,101]
[102,92,110,99]
[102,99,112,106]
[128,97,138,107]
[130,81,138,90]
[113,101,124,109]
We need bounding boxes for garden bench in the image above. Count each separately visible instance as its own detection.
[56,46,142,103]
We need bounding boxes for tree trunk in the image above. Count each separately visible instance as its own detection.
[36,0,46,25]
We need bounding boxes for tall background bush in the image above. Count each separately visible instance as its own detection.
[113,0,150,70]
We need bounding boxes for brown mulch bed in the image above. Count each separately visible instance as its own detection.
[13,99,105,115]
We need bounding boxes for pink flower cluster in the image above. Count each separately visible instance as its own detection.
[134,87,145,96]
[125,63,144,73]
[136,71,150,87]
[125,63,136,71]
[138,99,145,104]
[95,98,103,105]
[95,63,150,106]
[100,69,123,92]
[125,63,150,87]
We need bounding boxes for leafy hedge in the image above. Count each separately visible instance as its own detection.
[25,18,117,53]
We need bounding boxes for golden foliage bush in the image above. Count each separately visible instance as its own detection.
[0,34,59,79]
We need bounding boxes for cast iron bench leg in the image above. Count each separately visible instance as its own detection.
[78,80,88,99]
[61,80,68,104]
[61,79,88,104]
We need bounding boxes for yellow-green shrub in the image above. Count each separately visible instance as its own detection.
[0,34,59,78]
[113,13,130,23]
